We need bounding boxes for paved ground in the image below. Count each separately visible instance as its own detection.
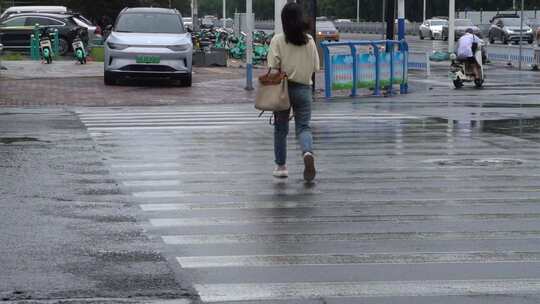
[0,109,192,303]
[3,34,540,303]
[3,91,540,302]
[73,99,540,303]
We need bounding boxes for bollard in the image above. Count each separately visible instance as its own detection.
[31,24,41,60]
[52,29,59,56]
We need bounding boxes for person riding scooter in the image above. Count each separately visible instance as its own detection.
[456,28,483,80]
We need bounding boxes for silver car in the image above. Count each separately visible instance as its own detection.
[104,7,193,86]
[418,18,448,40]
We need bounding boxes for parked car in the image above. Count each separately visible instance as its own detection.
[183,17,193,30]
[202,15,217,27]
[489,17,533,44]
[0,6,68,20]
[316,21,340,41]
[453,19,482,40]
[104,7,193,86]
[72,14,102,45]
[0,12,88,55]
[418,18,448,40]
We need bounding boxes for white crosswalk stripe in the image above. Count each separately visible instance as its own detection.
[76,105,540,303]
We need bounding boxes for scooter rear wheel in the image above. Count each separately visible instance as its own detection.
[474,79,484,88]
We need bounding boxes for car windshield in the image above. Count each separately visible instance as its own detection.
[317,21,336,30]
[455,20,473,26]
[115,13,184,34]
[502,18,523,26]
[431,20,447,26]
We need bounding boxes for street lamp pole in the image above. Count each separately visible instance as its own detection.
[245,0,253,90]
[193,0,199,31]
[275,0,287,34]
[357,0,360,23]
[448,0,455,53]
[519,0,524,70]
[397,0,405,40]
[423,0,426,21]
[223,0,227,27]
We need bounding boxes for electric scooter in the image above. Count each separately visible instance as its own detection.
[39,29,53,64]
[449,44,485,89]
[72,29,87,64]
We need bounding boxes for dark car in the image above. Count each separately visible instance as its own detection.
[488,17,533,44]
[0,13,88,55]
[441,19,482,41]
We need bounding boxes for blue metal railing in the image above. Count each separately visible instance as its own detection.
[320,40,409,99]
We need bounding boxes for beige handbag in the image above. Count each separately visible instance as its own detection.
[255,68,290,112]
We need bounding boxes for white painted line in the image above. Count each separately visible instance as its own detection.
[154,216,373,227]
[78,111,410,118]
[123,180,181,187]
[83,117,419,127]
[195,279,540,302]
[162,231,540,245]
[176,252,540,268]
[133,191,188,198]
[88,126,227,131]
[117,170,183,177]
[139,196,540,211]
[80,113,414,122]
[111,162,180,169]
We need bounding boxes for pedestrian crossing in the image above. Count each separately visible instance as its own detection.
[76,104,540,303]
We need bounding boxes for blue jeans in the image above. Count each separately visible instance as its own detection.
[274,82,313,166]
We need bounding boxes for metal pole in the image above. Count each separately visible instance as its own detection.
[519,0,524,70]
[193,0,199,31]
[357,0,360,23]
[423,0,426,21]
[385,0,395,40]
[397,0,405,40]
[245,0,253,91]
[275,0,286,34]
[448,0,455,53]
[223,0,226,27]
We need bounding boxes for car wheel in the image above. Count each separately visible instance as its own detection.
[419,31,424,40]
[503,35,509,44]
[429,31,434,40]
[528,39,534,44]
[104,71,117,86]
[489,34,495,44]
[58,38,69,56]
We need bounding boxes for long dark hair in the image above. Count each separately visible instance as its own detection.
[281,3,308,46]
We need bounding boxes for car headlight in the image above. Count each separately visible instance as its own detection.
[432,29,442,33]
[167,44,191,51]
[107,42,129,50]
[527,28,533,33]
[507,29,515,34]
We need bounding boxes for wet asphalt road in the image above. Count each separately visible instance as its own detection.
[73,85,540,303]
[3,63,540,303]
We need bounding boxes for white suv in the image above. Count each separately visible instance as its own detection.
[104,7,193,86]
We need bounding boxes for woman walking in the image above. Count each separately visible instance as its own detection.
[267,2,320,182]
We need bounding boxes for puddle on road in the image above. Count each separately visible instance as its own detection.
[0,137,47,145]
[426,158,524,167]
